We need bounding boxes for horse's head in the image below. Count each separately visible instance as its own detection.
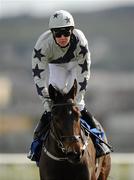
[48,80,84,163]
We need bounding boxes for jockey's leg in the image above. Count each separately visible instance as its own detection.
[81,108,111,158]
[27,111,51,162]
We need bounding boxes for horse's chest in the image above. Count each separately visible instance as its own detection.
[41,160,91,180]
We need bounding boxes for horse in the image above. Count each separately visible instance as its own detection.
[39,80,111,180]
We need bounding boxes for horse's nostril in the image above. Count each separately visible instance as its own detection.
[68,151,81,159]
[75,152,81,158]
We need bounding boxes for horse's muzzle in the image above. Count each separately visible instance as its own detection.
[63,143,84,163]
[60,135,85,163]
[67,150,83,164]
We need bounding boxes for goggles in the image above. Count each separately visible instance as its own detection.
[53,28,72,38]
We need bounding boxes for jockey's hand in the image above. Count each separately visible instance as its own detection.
[43,98,52,112]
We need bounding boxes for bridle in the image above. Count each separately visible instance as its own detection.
[43,101,89,162]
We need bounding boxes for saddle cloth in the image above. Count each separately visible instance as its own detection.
[80,118,105,143]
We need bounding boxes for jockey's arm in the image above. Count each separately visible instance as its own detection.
[75,30,91,110]
[77,43,91,91]
[32,34,51,112]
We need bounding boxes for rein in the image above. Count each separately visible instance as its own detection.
[51,102,76,108]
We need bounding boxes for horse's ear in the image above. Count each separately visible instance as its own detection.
[67,79,77,99]
[48,84,58,102]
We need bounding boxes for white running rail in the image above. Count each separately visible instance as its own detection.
[0,153,134,164]
[0,153,32,164]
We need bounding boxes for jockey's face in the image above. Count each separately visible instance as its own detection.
[55,35,71,47]
[52,27,72,48]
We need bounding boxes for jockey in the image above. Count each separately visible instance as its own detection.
[28,10,111,162]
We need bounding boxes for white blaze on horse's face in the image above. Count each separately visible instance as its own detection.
[69,110,72,115]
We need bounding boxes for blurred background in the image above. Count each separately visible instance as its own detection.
[0,0,134,179]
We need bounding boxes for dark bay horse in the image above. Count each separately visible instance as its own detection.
[39,80,111,180]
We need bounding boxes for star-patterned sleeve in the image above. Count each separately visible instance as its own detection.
[75,30,91,110]
[77,43,91,92]
[32,38,51,111]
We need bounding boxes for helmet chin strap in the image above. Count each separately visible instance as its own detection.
[58,42,70,48]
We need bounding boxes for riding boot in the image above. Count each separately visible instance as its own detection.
[27,111,51,162]
[33,112,51,140]
[81,108,111,158]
